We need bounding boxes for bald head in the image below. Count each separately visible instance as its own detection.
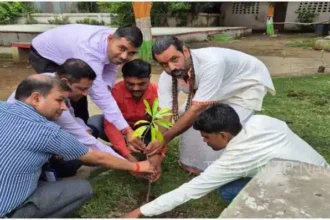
[15,74,71,101]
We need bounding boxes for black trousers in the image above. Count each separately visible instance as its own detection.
[28,46,89,123]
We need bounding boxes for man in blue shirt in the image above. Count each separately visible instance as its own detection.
[0,75,155,218]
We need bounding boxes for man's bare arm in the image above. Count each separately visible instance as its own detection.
[163,104,208,143]
[159,115,172,134]
[79,149,154,173]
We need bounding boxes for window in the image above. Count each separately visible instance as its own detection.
[298,2,330,13]
[232,2,260,14]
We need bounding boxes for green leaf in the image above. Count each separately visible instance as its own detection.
[133,125,148,138]
[152,98,159,116]
[154,112,173,119]
[143,99,152,116]
[154,119,172,129]
[152,122,159,131]
[155,129,164,142]
[134,120,150,127]
[151,126,156,141]
[155,107,172,118]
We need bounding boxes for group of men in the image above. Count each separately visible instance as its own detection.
[1,23,329,218]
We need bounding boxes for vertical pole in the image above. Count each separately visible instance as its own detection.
[266,3,275,36]
[133,2,153,61]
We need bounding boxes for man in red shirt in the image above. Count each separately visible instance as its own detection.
[88,59,166,180]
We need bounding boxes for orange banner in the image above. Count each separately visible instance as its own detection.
[267,4,274,17]
[132,2,152,19]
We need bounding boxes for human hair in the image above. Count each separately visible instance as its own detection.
[56,58,96,83]
[151,35,184,61]
[15,75,71,101]
[113,25,143,48]
[122,59,151,78]
[193,103,242,136]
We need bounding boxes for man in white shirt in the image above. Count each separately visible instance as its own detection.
[7,58,124,177]
[124,104,329,218]
[137,35,276,174]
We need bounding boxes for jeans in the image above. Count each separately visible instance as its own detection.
[218,178,251,203]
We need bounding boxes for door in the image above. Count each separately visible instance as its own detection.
[273,2,288,32]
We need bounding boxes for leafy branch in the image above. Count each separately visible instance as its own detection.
[133,98,173,202]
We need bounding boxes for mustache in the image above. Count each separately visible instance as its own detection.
[170,69,190,83]
[170,69,185,77]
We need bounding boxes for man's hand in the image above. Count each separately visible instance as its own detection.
[136,161,155,173]
[127,154,149,179]
[126,131,146,153]
[122,208,142,218]
[145,140,166,156]
[148,154,163,182]
[125,153,138,162]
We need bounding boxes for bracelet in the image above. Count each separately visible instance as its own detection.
[122,127,133,136]
[135,162,140,172]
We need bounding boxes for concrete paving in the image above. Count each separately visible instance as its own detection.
[259,55,330,76]
[219,159,330,218]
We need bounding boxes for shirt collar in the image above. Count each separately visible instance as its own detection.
[226,127,248,147]
[12,101,48,122]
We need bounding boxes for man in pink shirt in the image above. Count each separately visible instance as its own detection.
[29,24,145,150]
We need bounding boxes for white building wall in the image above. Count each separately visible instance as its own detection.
[221,2,270,30]
[284,2,330,30]
[222,2,330,31]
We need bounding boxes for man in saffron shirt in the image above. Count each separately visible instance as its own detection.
[88,59,166,180]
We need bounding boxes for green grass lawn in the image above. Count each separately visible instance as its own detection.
[285,38,318,49]
[79,74,330,218]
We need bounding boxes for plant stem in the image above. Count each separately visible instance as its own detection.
[141,124,152,203]
[146,181,152,202]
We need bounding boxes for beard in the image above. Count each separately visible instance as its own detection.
[169,57,191,82]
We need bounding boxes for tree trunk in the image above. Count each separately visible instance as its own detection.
[133,2,153,62]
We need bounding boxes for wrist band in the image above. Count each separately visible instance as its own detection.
[122,127,133,135]
[135,162,140,172]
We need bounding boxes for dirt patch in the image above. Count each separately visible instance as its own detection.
[136,190,156,205]
[135,188,191,218]
[106,197,137,218]
[287,90,309,100]
[190,33,327,58]
[0,60,35,101]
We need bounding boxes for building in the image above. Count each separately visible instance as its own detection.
[220,2,330,31]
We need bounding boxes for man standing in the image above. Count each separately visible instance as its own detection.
[139,35,276,173]
[88,59,166,181]
[124,104,329,218]
[29,24,145,150]
[0,75,154,218]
